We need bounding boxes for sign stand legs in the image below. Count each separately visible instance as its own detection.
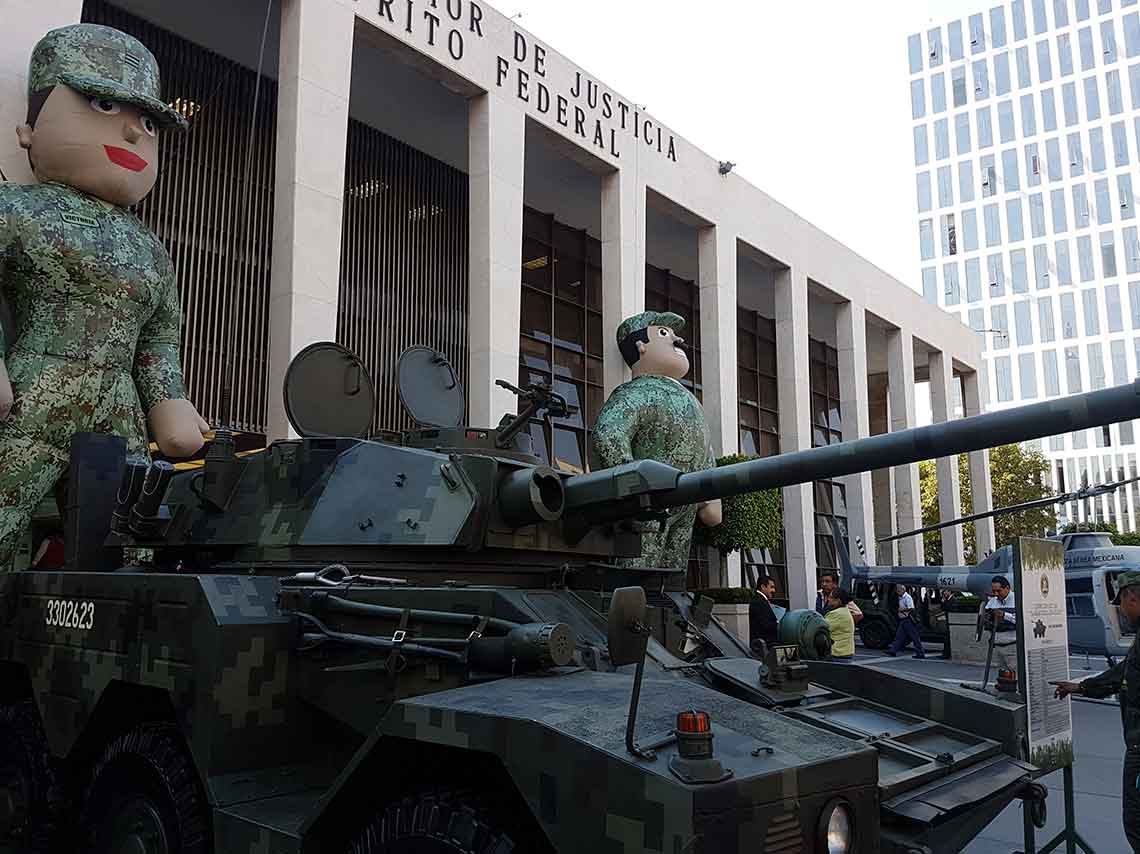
[1019,766,1094,854]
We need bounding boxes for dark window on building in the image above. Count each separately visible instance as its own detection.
[518,209,604,474]
[810,339,848,577]
[646,264,703,400]
[737,310,779,459]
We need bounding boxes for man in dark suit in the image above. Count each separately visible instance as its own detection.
[750,576,779,652]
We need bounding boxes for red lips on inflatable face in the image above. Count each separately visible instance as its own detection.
[104,145,148,172]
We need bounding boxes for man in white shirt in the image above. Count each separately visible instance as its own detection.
[985,575,1018,691]
[885,584,926,658]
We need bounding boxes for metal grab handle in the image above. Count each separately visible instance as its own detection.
[344,361,361,396]
[434,352,458,390]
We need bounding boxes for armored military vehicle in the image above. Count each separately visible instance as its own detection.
[1,342,1137,854]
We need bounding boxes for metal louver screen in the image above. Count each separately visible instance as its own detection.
[82,0,276,436]
[338,120,469,434]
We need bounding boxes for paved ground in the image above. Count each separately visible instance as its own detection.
[850,644,1130,853]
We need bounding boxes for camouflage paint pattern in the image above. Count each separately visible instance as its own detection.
[591,375,715,569]
[0,181,187,569]
[27,23,187,128]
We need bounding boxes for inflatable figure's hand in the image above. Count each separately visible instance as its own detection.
[0,360,12,422]
[698,499,722,527]
[147,398,210,458]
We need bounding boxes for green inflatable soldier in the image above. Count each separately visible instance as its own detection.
[0,24,209,570]
[591,311,722,569]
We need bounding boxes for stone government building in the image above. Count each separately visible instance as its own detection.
[1,0,993,607]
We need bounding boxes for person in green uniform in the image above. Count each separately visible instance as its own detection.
[1053,569,1140,852]
[590,311,721,569]
[0,24,209,571]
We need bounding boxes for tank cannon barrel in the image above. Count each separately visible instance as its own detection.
[656,379,1140,509]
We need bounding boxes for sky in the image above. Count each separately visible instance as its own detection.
[501,0,985,292]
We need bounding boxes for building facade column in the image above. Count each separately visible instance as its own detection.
[775,267,815,609]
[1,0,84,183]
[267,0,354,440]
[887,328,923,564]
[962,369,997,558]
[467,94,525,427]
[868,373,898,565]
[837,302,876,567]
[698,226,739,586]
[929,350,965,564]
[601,166,645,397]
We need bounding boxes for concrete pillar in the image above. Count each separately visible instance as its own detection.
[837,302,876,566]
[962,370,997,558]
[601,167,645,397]
[775,267,816,609]
[887,329,923,564]
[698,226,738,456]
[467,94,526,427]
[868,373,897,564]
[267,0,354,441]
[929,351,965,564]
[0,0,84,183]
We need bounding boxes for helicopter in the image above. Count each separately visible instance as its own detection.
[829,475,1140,664]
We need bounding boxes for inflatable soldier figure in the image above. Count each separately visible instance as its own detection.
[591,311,722,569]
[0,24,210,571]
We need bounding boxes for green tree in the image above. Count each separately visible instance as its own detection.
[919,444,1056,564]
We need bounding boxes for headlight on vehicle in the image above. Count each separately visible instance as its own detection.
[816,799,854,853]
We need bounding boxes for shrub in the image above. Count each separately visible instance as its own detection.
[695,454,783,555]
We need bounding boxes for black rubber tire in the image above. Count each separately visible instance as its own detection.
[0,700,62,853]
[350,790,516,854]
[859,618,892,650]
[78,723,212,854]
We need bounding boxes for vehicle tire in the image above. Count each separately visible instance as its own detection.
[349,789,517,853]
[0,700,62,853]
[78,723,211,854]
[859,618,892,650]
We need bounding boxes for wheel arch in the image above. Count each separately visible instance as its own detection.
[66,680,181,776]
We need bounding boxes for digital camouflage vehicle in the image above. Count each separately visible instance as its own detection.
[1,342,1138,854]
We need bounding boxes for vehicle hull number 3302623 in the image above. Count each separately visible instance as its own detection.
[45,599,95,630]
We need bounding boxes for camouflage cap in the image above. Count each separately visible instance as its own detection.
[1112,569,1140,603]
[615,311,685,347]
[28,24,188,130]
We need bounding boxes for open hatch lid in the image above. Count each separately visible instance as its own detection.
[283,342,375,438]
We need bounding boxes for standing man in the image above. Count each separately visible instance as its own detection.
[1053,570,1140,852]
[749,576,779,652]
[886,584,925,659]
[0,24,209,570]
[815,570,839,615]
[985,575,1018,692]
[591,312,721,569]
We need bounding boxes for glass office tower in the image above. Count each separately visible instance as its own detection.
[909,0,1140,530]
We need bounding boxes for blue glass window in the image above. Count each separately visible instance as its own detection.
[952,66,968,106]
[920,220,935,260]
[1027,142,1042,185]
[942,213,959,256]
[1084,75,1102,121]
[1103,20,1118,62]
[929,27,944,66]
[1032,0,1048,33]
[970,13,987,52]
[1031,193,1047,236]
[959,160,976,202]
[1062,82,1080,125]
[931,73,947,113]
[1035,244,1052,290]
[1107,69,1124,114]
[1008,198,1026,241]
[990,255,1008,298]
[994,52,1012,94]
[1056,239,1073,284]
[998,99,1016,141]
[955,114,971,154]
[1102,231,1119,278]
[1113,120,1130,166]
[1126,226,1140,272]
[1090,126,1106,170]
[1074,184,1091,226]
[944,262,961,304]
[963,208,980,250]
[949,20,965,60]
[1130,63,1140,108]
[1121,174,1136,219]
[977,106,994,147]
[922,268,938,304]
[985,203,1003,245]
[908,34,923,73]
[1078,236,1096,282]
[1012,251,1030,294]
[1126,13,1140,57]
[991,6,1008,47]
[1041,87,1057,130]
[1079,27,1096,70]
[973,59,990,98]
[1036,40,1053,82]
[1046,137,1063,181]
[1058,33,1074,76]
[911,79,926,119]
[1017,45,1033,87]
[935,118,950,159]
[1021,93,1037,134]
[1068,132,1085,176]
[1003,147,1021,190]
[981,153,997,195]
[1052,188,1069,231]
[1012,0,1029,39]
[966,257,982,301]
[917,172,932,211]
[1055,0,1070,26]
[1077,0,1091,20]
[1100,0,1114,13]
[938,165,954,206]
[914,124,929,165]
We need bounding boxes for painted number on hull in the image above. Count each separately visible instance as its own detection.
[45,600,94,630]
